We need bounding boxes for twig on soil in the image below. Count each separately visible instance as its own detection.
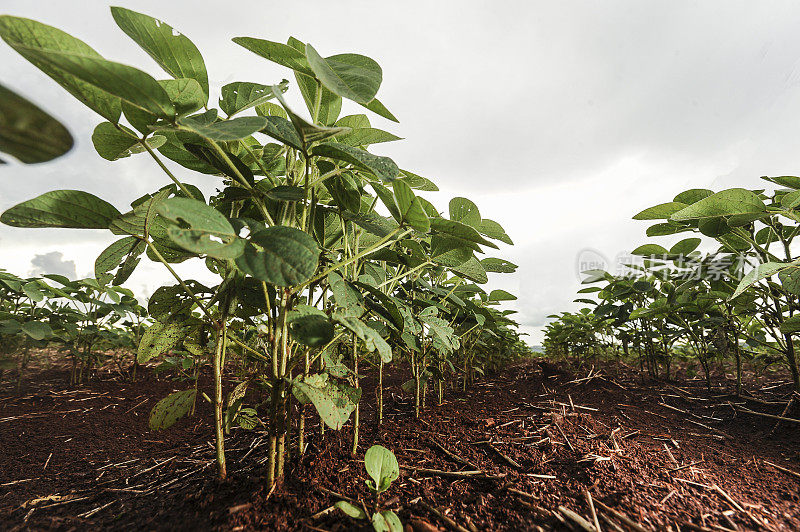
[554,423,575,453]
[592,499,653,532]
[430,440,479,469]
[762,460,800,480]
[733,403,800,425]
[417,500,471,532]
[400,465,506,481]
[584,490,602,532]
[485,442,523,469]
[559,506,597,531]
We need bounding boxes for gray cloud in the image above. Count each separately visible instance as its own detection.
[29,252,77,279]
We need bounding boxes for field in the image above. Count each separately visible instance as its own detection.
[2,354,799,531]
[4,5,800,532]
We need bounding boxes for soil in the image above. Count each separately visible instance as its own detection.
[1,356,799,531]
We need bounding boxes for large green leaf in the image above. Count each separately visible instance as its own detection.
[110,7,209,101]
[95,236,140,276]
[488,289,517,302]
[372,511,402,532]
[477,219,512,245]
[149,389,196,430]
[219,81,284,117]
[313,142,399,182]
[364,445,399,494]
[305,44,382,104]
[392,180,430,232]
[156,197,245,259]
[449,197,481,228]
[333,312,391,362]
[0,16,121,122]
[633,202,687,220]
[292,374,361,430]
[780,315,800,334]
[21,47,175,117]
[730,262,789,300]
[287,305,334,347]
[138,319,189,363]
[671,189,766,222]
[430,218,498,249]
[234,226,319,286]
[1,190,120,228]
[260,115,303,151]
[481,257,517,273]
[361,97,398,123]
[632,244,668,256]
[232,37,314,76]
[21,321,52,341]
[0,83,73,163]
[177,115,269,141]
[91,122,165,161]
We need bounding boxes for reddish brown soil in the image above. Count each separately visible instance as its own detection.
[1,357,799,531]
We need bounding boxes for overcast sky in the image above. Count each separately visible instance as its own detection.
[3,1,800,343]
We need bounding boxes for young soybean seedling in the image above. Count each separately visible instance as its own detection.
[335,445,401,532]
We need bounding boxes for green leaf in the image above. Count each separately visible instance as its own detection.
[477,219,512,245]
[400,169,438,192]
[160,78,205,116]
[779,265,800,295]
[109,188,171,237]
[91,122,165,161]
[730,262,789,300]
[156,197,245,259]
[313,142,399,182]
[292,374,361,430]
[450,255,488,284]
[21,281,44,302]
[0,83,73,163]
[234,226,319,287]
[488,289,516,302]
[287,306,334,347]
[392,180,430,232]
[148,389,196,430]
[780,315,800,334]
[138,319,189,363]
[0,16,121,122]
[177,115,269,141]
[334,501,367,520]
[305,44,382,104]
[21,47,175,117]
[364,445,399,494]
[21,321,52,340]
[449,197,481,228]
[673,189,713,204]
[232,37,314,76]
[481,257,517,273]
[335,127,401,147]
[670,238,701,255]
[95,236,140,276]
[148,282,205,323]
[260,115,303,151]
[333,313,392,362]
[632,244,669,256]
[372,511,402,532]
[1,190,120,229]
[430,218,498,249]
[671,189,766,222]
[328,272,365,315]
[360,97,398,123]
[111,7,209,101]
[220,81,284,117]
[633,202,688,220]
